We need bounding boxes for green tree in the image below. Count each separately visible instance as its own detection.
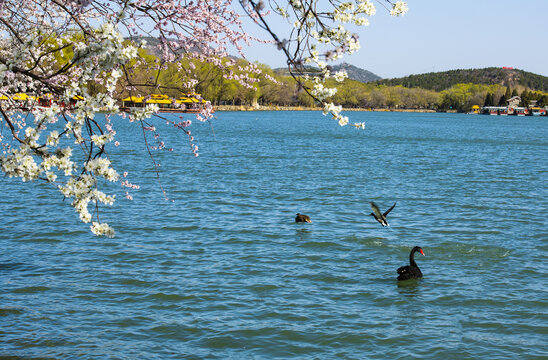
[520,89,530,106]
[538,95,548,107]
[498,92,507,106]
[484,92,494,106]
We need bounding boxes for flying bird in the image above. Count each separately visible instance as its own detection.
[370,201,396,227]
[295,213,312,223]
[397,246,425,281]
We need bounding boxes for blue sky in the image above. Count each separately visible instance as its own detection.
[240,0,548,79]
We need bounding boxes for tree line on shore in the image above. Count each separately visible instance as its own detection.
[119,48,548,113]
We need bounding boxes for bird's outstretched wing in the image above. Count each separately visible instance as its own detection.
[383,202,397,217]
[370,202,383,219]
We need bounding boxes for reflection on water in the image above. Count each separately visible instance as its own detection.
[396,279,422,295]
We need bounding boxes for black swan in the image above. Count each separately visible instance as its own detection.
[397,246,425,281]
[370,201,396,227]
[295,213,312,223]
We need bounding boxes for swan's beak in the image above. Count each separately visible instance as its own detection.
[420,249,425,256]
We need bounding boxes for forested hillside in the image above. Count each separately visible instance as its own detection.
[376,68,548,92]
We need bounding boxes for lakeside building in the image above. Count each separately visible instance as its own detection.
[481,96,547,116]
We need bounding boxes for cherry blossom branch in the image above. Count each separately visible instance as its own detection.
[139,119,169,201]
[0,0,408,237]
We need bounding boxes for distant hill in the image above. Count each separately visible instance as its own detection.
[127,41,548,93]
[274,62,382,83]
[376,67,548,92]
[331,63,382,83]
[129,39,384,84]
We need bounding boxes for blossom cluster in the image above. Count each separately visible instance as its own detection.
[0,0,408,237]
[256,0,408,129]
[0,2,147,236]
[390,1,409,16]
[90,222,116,238]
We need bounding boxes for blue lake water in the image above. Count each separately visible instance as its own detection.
[1,111,547,359]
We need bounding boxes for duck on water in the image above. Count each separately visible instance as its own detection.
[397,246,425,281]
[295,213,312,223]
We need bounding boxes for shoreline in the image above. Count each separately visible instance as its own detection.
[213,105,440,113]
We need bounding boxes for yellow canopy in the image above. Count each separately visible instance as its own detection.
[147,94,171,103]
[176,97,194,104]
[150,94,169,99]
[146,98,172,104]
[123,93,206,105]
[122,96,144,103]
[12,93,35,101]
[188,93,206,103]
[177,95,206,104]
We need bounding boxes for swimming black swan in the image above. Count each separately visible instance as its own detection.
[295,213,312,223]
[397,246,425,281]
[370,201,396,227]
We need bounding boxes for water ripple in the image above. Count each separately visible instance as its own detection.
[1,112,547,359]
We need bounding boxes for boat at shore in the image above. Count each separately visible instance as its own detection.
[121,93,209,113]
[0,92,210,113]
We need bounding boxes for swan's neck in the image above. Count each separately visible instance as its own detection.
[409,250,419,267]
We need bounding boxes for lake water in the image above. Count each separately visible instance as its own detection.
[1,111,547,359]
